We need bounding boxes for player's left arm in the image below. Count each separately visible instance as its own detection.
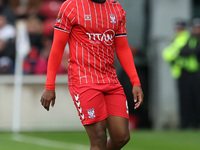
[115,36,144,109]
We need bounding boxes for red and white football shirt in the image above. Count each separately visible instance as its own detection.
[55,0,127,85]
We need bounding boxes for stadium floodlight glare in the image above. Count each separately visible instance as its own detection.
[12,20,30,134]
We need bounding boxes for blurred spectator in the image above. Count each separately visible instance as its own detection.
[27,16,43,52]
[39,0,62,19]
[0,14,15,74]
[0,0,68,75]
[9,0,43,20]
[23,47,39,74]
[26,0,42,18]
[34,36,51,75]
[163,20,190,78]
[0,0,16,24]
[9,0,27,19]
[177,18,200,129]
[23,16,43,74]
[42,18,55,37]
[163,18,200,129]
[39,0,63,37]
[23,0,68,75]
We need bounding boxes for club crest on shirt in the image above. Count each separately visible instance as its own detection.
[87,108,96,119]
[85,15,91,21]
[56,11,62,23]
[110,14,116,24]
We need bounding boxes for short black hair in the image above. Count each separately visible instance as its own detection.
[174,19,187,28]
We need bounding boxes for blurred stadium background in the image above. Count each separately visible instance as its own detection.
[0,0,200,149]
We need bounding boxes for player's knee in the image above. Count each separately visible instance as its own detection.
[96,131,107,142]
[112,133,130,147]
[91,131,107,147]
[118,134,130,147]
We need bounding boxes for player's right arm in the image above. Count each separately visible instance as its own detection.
[40,29,69,111]
[40,0,75,111]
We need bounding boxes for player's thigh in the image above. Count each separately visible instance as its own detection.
[84,119,107,144]
[104,89,129,141]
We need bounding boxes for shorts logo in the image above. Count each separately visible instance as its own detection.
[85,15,91,21]
[110,14,116,24]
[87,108,96,119]
[56,11,62,23]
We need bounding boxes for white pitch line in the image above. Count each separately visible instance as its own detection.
[12,134,89,150]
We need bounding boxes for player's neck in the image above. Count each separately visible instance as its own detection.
[91,0,106,3]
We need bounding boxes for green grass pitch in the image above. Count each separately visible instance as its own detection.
[0,130,200,150]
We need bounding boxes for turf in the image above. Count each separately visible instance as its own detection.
[0,130,199,150]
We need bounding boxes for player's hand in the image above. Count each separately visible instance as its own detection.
[132,85,144,109]
[40,89,56,111]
